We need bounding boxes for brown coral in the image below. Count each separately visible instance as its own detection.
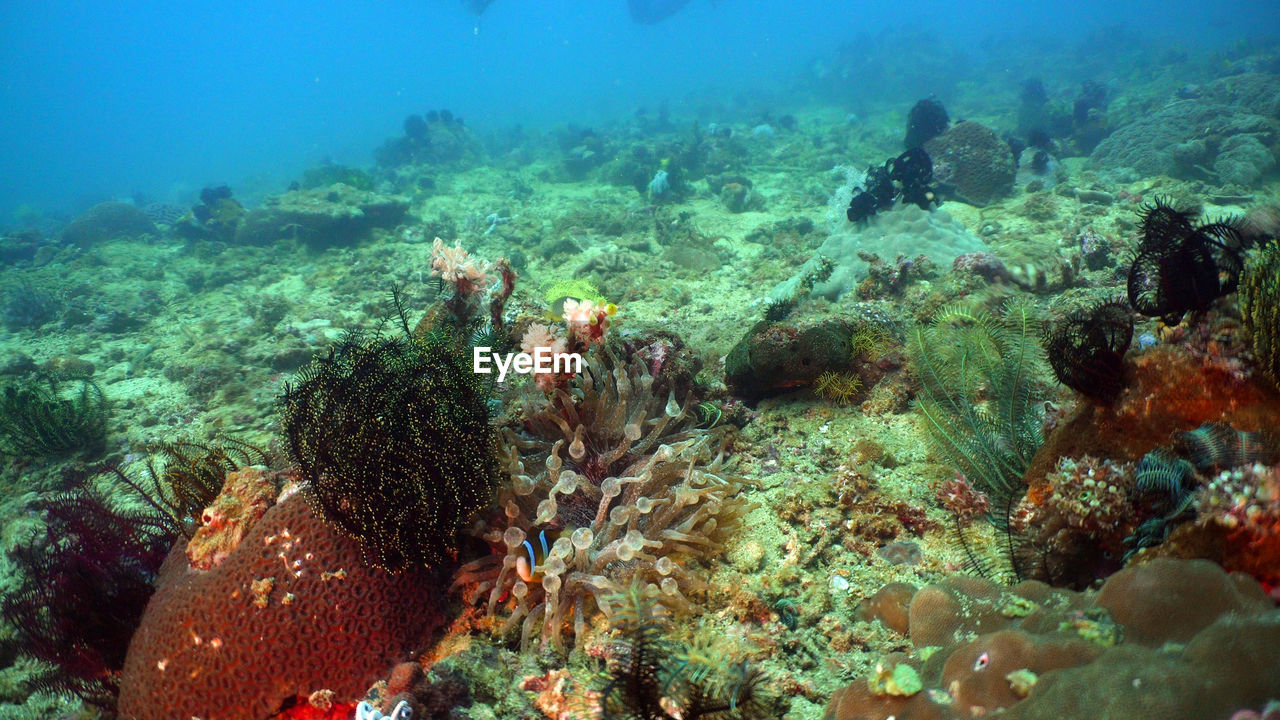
[923,121,1016,206]
[825,558,1280,720]
[118,491,444,720]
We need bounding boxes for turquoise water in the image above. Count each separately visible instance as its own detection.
[0,3,1278,719]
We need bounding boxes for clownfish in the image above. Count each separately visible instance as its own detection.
[517,529,555,583]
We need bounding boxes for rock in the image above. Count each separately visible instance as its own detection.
[60,202,156,247]
[233,184,410,248]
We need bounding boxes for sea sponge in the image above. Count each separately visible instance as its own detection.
[454,348,755,652]
[117,492,443,720]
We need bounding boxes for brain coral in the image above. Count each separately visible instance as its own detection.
[118,489,443,720]
[923,121,1016,206]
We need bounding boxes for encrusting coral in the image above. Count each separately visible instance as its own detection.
[832,558,1280,720]
[454,345,756,652]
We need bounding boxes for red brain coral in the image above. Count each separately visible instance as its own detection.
[118,491,443,720]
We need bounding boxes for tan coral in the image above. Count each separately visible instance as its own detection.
[185,466,278,571]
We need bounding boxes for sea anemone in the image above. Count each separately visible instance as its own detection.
[454,347,755,652]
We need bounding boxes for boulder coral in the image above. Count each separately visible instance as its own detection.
[831,558,1279,720]
[118,490,444,720]
[923,121,1016,206]
[60,201,157,247]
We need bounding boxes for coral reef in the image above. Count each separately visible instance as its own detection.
[233,185,409,248]
[280,327,499,571]
[176,185,247,243]
[59,201,156,247]
[1092,73,1280,183]
[1,281,62,330]
[792,204,985,301]
[923,121,1016,206]
[1241,241,1280,388]
[829,559,1280,720]
[454,347,755,652]
[1184,460,1280,587]
[376,109,480,170]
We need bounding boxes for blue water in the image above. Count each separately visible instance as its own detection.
[0,0,1275,221]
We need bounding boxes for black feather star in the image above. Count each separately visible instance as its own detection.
[1126,197,1248,323]
[1043,299,1134,403]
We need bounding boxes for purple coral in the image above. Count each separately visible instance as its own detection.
[952,251,1010,283]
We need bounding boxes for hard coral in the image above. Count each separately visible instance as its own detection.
[454,348,755,652]
[827,559,1280,720]
[923,121,1015,206]
[118,492,444,720]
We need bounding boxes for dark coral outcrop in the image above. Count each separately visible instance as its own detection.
[924,121,1016,206]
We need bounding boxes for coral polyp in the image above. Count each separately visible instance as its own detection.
[454,347,755,652]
